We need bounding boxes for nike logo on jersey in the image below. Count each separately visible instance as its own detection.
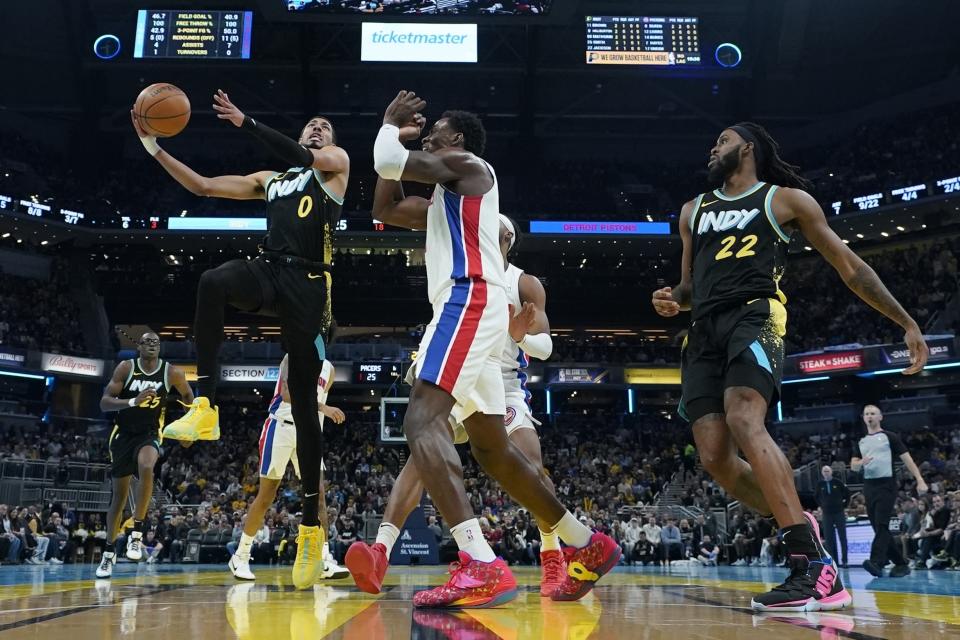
[267,171,312,203]
[697,208,760,235]
[700,199,719,207]
[307,273,322,279]
[128,379,163,393]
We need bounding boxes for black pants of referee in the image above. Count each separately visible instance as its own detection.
[821,510,848,565]
[865,479,905,567]
[193,258,326,527]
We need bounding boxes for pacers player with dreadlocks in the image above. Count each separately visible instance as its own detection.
[652,122,929,611]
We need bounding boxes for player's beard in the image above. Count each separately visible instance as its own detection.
[707,146,741,184]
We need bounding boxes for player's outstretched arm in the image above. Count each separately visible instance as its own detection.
[652,199,695,316]
[784,187,929,374]
[132,110,272,200]
[212,90,349,175]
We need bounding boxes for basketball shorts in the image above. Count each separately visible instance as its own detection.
[108,428,161,479]
[448,393,538,445]
[407,278,508,424]
[246,257,332,346]
[257,413,300,480]
[679,297,787,424]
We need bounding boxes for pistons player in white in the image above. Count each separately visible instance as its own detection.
[365,90,619,608]
[228,353,349,581]
[347,214,569,597]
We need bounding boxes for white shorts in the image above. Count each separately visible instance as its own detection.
[257,414,299,480]
[449,398,537,445]
[408,281,508,424]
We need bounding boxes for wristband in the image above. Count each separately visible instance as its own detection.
[140,135,160,156]
[128,397,137,407]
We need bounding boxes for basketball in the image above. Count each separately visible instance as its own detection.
[133,83,191,137]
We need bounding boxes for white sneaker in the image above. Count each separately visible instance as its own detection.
[126,532,143,561]
[146,556,157,565]
[322,558,350,580]
[229,554,256,580]
[50,557,64,565]
[96,551,116,578]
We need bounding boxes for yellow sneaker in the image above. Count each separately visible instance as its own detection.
[292,525,325,590]
[162,397,220,442]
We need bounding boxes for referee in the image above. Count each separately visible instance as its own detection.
[814,465,850,566]
[851,404,928,578]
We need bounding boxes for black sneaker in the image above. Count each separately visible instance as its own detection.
[862,559,883,577]
[751,555,852,612]
[889,564,911,578]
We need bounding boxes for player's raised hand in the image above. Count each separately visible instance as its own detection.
[901,325,928,375]
[384,90,427,129]
[652,287,680,317]
[508,302,537,342]
[212,89,245,127]
[399,113,427,142]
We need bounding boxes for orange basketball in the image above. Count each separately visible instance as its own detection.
[134,83,191,138]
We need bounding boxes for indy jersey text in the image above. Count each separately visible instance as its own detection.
[115,358,171,435]
[689,182,792,320]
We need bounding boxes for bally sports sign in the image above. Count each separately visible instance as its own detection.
[41,353,105,378]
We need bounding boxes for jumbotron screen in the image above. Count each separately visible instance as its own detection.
[586,16,700,66]
[284,0,552,16]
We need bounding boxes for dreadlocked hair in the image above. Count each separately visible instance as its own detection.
[441,110,486,156]
[735,122,812,191]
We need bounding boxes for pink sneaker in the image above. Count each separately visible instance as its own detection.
[413,552,517,609]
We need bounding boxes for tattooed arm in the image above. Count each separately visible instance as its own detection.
[652,198,695,316]
[779,187,929,374]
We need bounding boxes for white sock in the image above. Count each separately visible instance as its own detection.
[376,522,401,557]
[323,541,331,560]
[552,511,593,549]
[450,518,496,563]
[237,533,254,559]
[539,528,560,552]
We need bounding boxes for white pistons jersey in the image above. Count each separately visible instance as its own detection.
[268,360,335,424]
[425,161,507,305]
[500,263,531,406]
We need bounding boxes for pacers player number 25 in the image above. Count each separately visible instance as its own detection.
[715,234,757,261]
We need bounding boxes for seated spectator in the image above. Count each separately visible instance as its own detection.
[696,535,719,566]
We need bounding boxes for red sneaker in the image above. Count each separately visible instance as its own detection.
[550,532,621,602]
[413,552,517,609]
[539,550,567,597]
[345,542,389,594]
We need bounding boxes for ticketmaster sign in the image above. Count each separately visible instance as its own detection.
[361,23,477,63]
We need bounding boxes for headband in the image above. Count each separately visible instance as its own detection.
[498,213,516,249]
[729,124,765,168]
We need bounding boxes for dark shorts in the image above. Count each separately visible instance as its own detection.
[109,428,160,479]
[247,257,332,348]
[679,297,787,423]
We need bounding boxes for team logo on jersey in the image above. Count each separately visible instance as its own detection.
[697,208,760,235]
[504,406,517,426]
[266,171,312,202]
[128,379,163,393]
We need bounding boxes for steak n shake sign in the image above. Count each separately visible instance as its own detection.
[41,353,105,378]
[797,350,863,374]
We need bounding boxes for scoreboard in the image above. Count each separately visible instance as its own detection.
[586,16,700,66]
[134,10,253,59]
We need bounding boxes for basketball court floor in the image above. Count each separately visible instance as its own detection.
[0,563,956,638]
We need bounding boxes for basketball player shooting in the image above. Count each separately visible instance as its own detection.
[651,122,929,611]
[131,90,349,589]
[370,90,620,608]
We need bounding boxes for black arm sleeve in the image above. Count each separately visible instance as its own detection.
[242,116,314,168]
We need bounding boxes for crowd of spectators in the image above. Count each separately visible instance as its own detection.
[0,258,86,355]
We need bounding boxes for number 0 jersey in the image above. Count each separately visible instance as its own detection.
[115,358,171,435]
[689,182,791,320]
[263,167,343,264]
